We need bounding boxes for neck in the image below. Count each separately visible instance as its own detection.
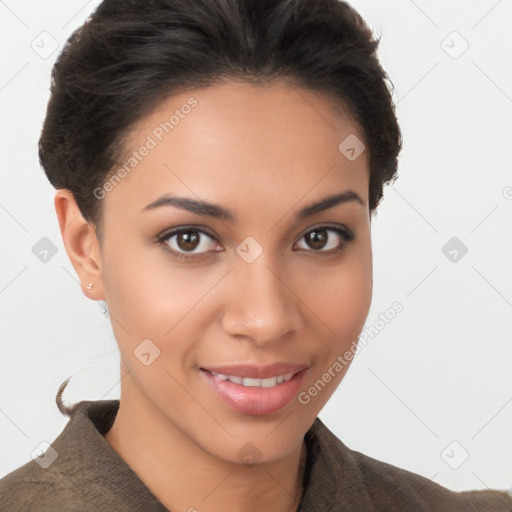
[104,370,307,512]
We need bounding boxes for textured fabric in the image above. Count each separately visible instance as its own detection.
[0,399,510,511]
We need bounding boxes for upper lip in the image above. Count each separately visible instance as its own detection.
[201,362,308,379]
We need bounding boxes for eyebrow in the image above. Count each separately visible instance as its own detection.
[142,190,364,221]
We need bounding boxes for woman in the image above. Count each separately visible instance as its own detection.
[0,0,510,510]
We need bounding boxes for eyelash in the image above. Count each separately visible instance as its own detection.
[155,224,355,261]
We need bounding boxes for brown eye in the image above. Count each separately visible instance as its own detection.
[305,229,329,250]
[157,227,219,258]
[295,226,353,253]
[175,231,200,251]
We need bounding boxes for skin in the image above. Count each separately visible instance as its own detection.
[55,79,373,512]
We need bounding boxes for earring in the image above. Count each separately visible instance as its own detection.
[86,283,94,290]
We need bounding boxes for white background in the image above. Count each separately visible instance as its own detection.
[1,0,511,493]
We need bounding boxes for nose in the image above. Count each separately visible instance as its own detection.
[220,255,305,347]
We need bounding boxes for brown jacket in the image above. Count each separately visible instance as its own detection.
[0,399,510,511]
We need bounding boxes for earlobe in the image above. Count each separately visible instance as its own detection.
[54,189,105,301]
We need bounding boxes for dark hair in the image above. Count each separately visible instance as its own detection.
[40,0,401,238]
[42,0,402,415]
[56,377,75,416]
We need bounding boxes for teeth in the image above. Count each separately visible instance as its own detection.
[212,372,295,387]
[243,377,261,387]
[260,377,277,388]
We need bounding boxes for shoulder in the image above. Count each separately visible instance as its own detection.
[304,418,512,511]
[350,447,512,511]
[0,450,88,512]
[0,400,115,512]
[0,399,167,512]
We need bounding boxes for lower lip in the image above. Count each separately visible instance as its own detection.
[201,369,307,416]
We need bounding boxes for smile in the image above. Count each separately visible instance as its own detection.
[200,363,309,416]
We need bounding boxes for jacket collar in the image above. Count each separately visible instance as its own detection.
[298,415,375,511]
[63,399,375,511]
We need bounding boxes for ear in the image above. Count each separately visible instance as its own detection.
[54,189,105,301]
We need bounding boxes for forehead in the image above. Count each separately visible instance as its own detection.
[103,80,370,221]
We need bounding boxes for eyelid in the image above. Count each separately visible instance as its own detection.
[156,224,218,241]
[295,222,354,243]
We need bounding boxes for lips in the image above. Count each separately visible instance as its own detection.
[200,362,308,416]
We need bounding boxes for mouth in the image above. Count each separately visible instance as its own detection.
[200,363,308,416]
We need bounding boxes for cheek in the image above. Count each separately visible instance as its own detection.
[100,236,178,337]
[296,241,372,415]
[306,238,373,341]
[101,237,224,362]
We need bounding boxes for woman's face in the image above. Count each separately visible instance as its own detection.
[97,80,373,463]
